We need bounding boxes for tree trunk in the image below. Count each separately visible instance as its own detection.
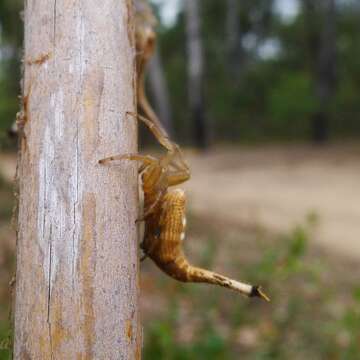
[303,0,337,143]
[148,47,174,136]
[185,0,209,149]
[313,0,337,143]
[14,1,141,359]
[226,0,244,79]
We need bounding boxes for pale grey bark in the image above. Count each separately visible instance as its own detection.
[148,47,173,136]
[14,0,141,359]
[185,0,209,149]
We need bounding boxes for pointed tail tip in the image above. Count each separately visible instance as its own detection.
[250,285,270,302]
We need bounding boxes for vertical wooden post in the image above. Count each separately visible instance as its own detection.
[14,0,141,358]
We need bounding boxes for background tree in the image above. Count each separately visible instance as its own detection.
[226,0,244,80]
[148,46,174,136]
[185,0,209,149]
[312,0,337,143]
[0,0,22,145]
[301,0,337,143]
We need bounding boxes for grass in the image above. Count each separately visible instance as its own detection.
[0,328,11,360]
[0,173,14,360]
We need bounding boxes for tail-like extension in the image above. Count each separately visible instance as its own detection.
[153,255,270,301]
[188,266,269,301]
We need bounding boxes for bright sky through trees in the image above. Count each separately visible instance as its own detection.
[151,0,300,27]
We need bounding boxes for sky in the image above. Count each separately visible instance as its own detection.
[274,0,300,22]
[150,0,182,26]
[150,0,300,27]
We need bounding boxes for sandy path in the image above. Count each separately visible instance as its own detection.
[183,144,360,260]
[1,143,360,259]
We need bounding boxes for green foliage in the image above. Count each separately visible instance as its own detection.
[337,289,360,359]
[0,174,14,221]
[0,172,14,360]
[0,326,12,360]
[145,318,230,360]
[267,72,315,137]
[0,0,22,148]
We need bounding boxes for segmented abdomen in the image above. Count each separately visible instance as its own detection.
[145,188,187,267]
[143,188,268,300]
[146,189,214,283]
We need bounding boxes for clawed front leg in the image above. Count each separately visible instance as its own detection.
[126,111,173,153]
[125,111,190,179]
[167,170,191,187]
[99,153,156,166]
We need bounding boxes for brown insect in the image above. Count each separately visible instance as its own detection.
[99,112,269,301]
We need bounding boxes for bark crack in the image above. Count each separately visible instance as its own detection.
[72,203,77,289]
[72,1,83,290]
[79,2,84,86]
[47,224,54,360]
[72,118,80,289]
[53,0,57,47]
[42,165,47,241]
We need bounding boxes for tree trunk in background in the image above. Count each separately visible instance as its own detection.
[14,0,141,358]
[148,47,174,136]
[313,0,337,143]
[251,0,274,45]
[185,0,209,149]
[226,0,244,79]
[304,0,337,143]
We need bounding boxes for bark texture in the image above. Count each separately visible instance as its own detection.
[14,0,141,359]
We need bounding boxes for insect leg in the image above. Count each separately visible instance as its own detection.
[125,112,190,176]
[99,153,156,166]
[137,188,166,222]
[126,111,176,153]
[166,170,191,187]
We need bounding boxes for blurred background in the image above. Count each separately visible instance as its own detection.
[1,0,360,358]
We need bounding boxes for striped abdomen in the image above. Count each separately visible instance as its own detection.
[143,188,269,300]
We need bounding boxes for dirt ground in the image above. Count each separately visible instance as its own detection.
[183,143,360,261]
[1,142,359,260]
